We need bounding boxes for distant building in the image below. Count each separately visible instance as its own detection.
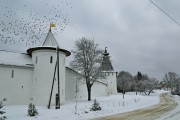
[0,28,117,106]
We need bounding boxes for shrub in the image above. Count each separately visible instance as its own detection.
[0,116,6,120]
[171,91,176,95]
[28,103,38,116]
[0,98,7,120]
[90,99,101,111]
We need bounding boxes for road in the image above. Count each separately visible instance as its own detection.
[157,94,180,120]
[95,93,177,120]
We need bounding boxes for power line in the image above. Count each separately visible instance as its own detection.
[148,0,180,26]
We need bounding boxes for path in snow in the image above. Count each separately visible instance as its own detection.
[95,93,177,120]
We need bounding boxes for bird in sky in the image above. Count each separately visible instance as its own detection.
[0,0,72,48]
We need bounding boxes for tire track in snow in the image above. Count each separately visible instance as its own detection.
[94,93,177,120]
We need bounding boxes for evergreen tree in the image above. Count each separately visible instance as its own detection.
[90,99,101,111]
[28,103,38,116]
[0,98,7,120]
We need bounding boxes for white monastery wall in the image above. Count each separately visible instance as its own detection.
[65,68,108,100]
[0,50,117,105]
[100,72,117,95]
[76,80,107,100]
[92,82,108,98]
[0,65,32,105]
[65,67,81,100]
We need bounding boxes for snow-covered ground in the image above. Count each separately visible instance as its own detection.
[3,90,166,120]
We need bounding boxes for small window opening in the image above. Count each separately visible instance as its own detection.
[11,70,14,78]
[35,56,38,64]
[50,56,53,63]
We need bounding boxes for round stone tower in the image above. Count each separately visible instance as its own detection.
[27,29,70,106]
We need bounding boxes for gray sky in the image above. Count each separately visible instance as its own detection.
[1,0,180,80]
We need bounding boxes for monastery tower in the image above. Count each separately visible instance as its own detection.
[27,28,70,106]
[100,47,117,95]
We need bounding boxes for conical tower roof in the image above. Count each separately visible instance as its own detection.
[100,47,114,71]
[27,27,71,56]
[41,28,59,47]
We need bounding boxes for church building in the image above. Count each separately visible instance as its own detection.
[0,28,117,106]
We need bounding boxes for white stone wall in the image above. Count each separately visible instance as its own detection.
[65,68,108,101]
[65,67,80,100]
[0,65,32,105]
[92,82,108,97]
[77,81,107,100]
[100,72,117,95]
[0,50,117,105]
[31,49,66,106]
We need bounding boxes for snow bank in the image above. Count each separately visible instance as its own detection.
[5,91,162,120]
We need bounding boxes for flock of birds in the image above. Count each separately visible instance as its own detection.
[0,0,72,48]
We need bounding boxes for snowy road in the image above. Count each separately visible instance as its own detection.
[95,93,177,120]
[157,95,180,120]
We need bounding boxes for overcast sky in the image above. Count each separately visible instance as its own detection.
[0,0,180,80]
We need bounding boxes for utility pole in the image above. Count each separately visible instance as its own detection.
[48,61,57,109]
[56,46,60,109]
[75,76,78,113]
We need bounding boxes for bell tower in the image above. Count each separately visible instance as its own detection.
[100,47,117,95]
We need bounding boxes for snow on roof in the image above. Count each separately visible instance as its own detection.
[27,46,71,56]
[0,50,32,67]
[96,80,108,86]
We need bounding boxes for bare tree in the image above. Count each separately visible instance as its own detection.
[70,37,102,101]
[139,74,149,93]
[176,78,180,95]
[163,72,178,92]
[117,71,132,99]
[143,78,158,95]
[133,72,158,95]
